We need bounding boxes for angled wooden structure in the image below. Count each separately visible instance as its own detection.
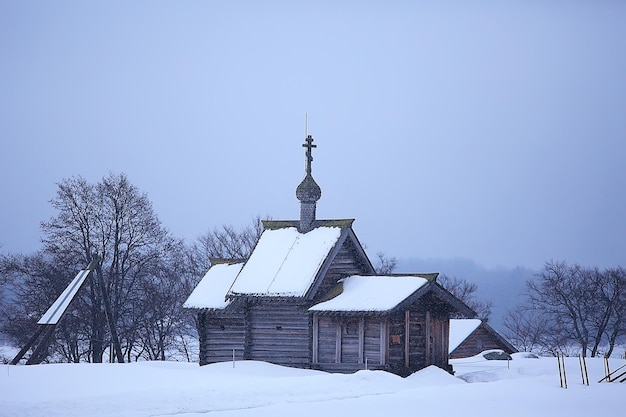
[10,256,124,365]
[10,261,97,365]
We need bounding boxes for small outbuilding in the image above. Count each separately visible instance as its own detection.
[448,318,517,359]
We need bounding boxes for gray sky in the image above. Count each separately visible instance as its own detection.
[1,1,625,270]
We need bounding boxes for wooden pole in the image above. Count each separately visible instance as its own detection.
[94,256,124,363]
[404,310,410,368]
[579,355,589,385]
[10,327,45,365]
[557,354,567,388]
[25,326,56,365]
[599,360,626,383]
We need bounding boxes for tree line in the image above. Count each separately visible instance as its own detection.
[1,173,622,363]
[505,261,625,357]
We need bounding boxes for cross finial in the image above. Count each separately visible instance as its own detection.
[302,134,316,175]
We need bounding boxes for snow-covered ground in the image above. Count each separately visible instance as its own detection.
[0,354,623,417]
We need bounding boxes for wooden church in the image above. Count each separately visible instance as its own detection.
[184,134,475,376]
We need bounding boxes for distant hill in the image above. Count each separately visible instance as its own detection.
[397,257,536,333]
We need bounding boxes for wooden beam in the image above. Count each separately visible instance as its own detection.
[243,301,252,360]
[312,313,319,364]
[404,310,410,368]
[358,317,364,364]
[379,320,386,365]
[425,310,431,366]
[441,314,450,365]
[10,327,45,365]
[335,322,341,363]
[25,325,56,365]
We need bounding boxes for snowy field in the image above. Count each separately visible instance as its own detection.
[0,354,623,417]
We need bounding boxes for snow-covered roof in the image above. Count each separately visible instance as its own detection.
[38,269,91,325]
[228,226,342,297]
[448,318,482,353]
[309,275,429,312]
[183,263,244,309]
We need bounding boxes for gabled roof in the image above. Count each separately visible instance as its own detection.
[227,225,345,297]
[308,275,430,312]
[310,275,477,317]
[448,318,517,355]
[448,319,482,353]
[183,262,243,310]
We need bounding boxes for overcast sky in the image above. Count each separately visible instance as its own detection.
[1,1,625,270]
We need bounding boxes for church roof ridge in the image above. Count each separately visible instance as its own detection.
[262,219,355,230]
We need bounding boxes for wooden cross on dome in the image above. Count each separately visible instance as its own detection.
[302,135,316,175]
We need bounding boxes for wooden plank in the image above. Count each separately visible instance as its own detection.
[247,301,310,365]
[363,319,382,366]
[380,320,386,365]
[404,310,410,368]
[312,313,319,363]
[335,323,341,363]
[425,310,431,366]
[358,318,364,364]
[317,317,337,363]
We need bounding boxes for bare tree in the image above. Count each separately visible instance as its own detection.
[438,274,492,321]
[2,173,191,363]
[192,215,265,271]
[503,305,568,355]
[597,267,626,357]
[374,252,398,274]
[513,261,626,357]
[527,261,595,357]
[133,240,198,361]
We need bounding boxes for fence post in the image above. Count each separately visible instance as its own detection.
[578,355,589,385]
[557,354,567,389]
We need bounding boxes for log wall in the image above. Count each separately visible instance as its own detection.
[314,315,385,367]
[313,237,372,300]
[198,312,245,365]
[247,300,310,365]
[386,293,452,375]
